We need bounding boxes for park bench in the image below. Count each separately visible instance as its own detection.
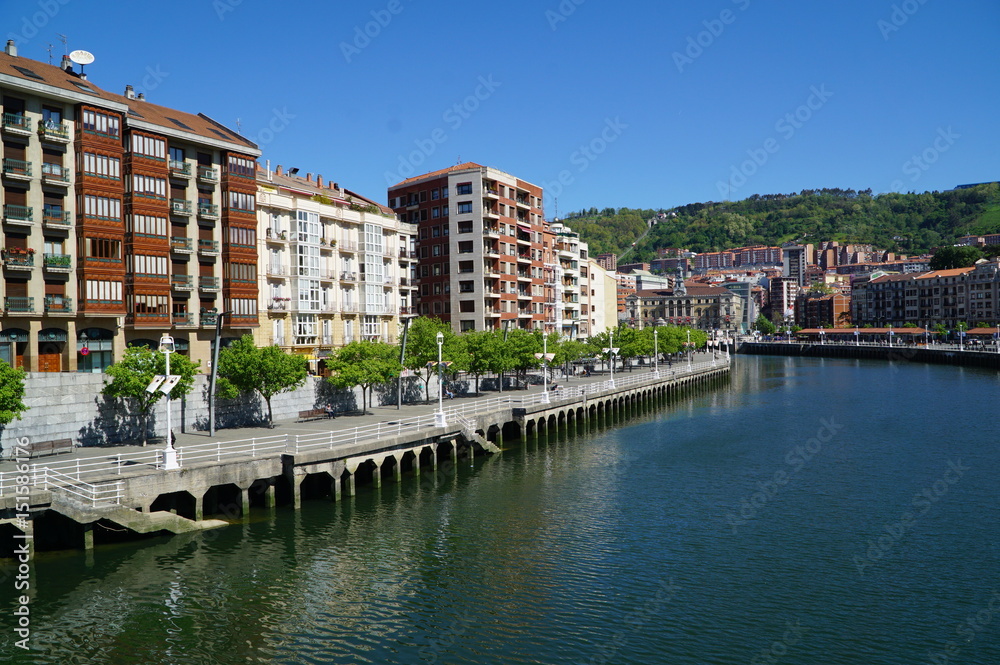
[298,408,335,422]
[24,438,74,458]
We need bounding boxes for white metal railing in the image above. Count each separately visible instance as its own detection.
[0,359,729,493]
[42,468,123,507]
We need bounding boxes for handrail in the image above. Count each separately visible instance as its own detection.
[42,467,123,507]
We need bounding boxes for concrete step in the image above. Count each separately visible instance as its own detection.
[50,494,227,534]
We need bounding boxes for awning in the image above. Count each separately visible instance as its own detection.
[517,223,532,232]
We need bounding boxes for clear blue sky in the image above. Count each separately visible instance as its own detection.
[5,0,997,215]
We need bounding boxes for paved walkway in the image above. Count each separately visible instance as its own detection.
[0,356,720,475]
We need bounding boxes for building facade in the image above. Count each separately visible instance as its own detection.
[388,163,548,333]
[624,281,742,333]
[0,43,259,371]
[257,166,416,368]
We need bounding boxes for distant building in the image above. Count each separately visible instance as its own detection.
[616,262,650,273]
[693,251,734,271]
[624,281,742,333]
[595,253,617,271]
[796,292,850,328]
[782,244,809,287]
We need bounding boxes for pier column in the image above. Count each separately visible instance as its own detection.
[392,456,402,483]
[495,430,503,449]
[412,451,421,477]
[346,472,356,497]
[82,523,94,551]
[194,494,204,521]
[429,447,438,471]
[241,488,250,518]
[449,442,458,467]
[372,461,382,489]
[331,475,341,502]
[291,474,305,509]
[264,481,276,509]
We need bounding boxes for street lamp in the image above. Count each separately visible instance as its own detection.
[602,329,619,388]
[818,329,826,345]
[158,333,179,470]
[534,336,556,403]
[854,328,859,346]
[888,324,893,348]
[686,329,692,370]
[435,331,447,427]
[653,317,665,378]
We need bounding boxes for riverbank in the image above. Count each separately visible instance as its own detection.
[738,341,1000,370]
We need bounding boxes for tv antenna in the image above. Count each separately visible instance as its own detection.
[236,118,242,135]
[46,43,54,65]
[57,34,68,54]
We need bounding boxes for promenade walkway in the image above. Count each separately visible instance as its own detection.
[0,356,726,492]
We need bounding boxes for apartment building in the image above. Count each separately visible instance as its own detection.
[595,253,617,271]
[624,280,743,333]
[0,43,259,371]
[781,244,810,287]
[547,221,590,339]
[257,166,416,364]
[388,163,547,333]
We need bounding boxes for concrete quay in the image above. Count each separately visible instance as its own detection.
[0,357,731,556]
[739,341,1000,370]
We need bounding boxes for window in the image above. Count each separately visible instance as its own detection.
[228,226,257,248]
[457,202,473,214]
[82,195,121,220]
[459,281,475,293]
[42,106,62,126]
[228,155,255,178]
[442,206,449,217]
[82,152,121,179]
[226,261,257,283]
[432,245,441,256]
[229,297,258,317]
[461,321,475,332]
[131,215,168,237]
[459,260,474,273]
[419,190,427,202]
[431,189,439,200]
[169,146,184,163]
[432,207,440,219]
[442,187,449,199]
[458,221,473,234]
[131,134,166,159]
[82,109,120,137]
[131,254,168,275]
[132,174,167,198]
[85,237,121,260]
[432,227,440,238]
[227,191,255,212]
[456,183,472,195]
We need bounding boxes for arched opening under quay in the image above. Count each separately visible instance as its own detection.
[202,484,243,520]
[150,490,198,521]
[300,472,334,501]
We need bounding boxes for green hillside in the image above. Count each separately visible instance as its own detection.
[563,185,1000,260]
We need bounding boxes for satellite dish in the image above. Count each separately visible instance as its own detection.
[69,50,95,66]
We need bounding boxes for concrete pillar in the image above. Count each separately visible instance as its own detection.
[346,472,356,497]
[429,447,438,471]
[83,523,94,551]
[331,475,341,502]
[65,319,78,372]
[495,431,503,448]
[241,487,250,518]
[264,482,276,509]
[292,474,305,509]
[412,452,421,477]
[449,443,458,467]
[391,456,402,483]
[372,462,382,488]
[194,494,204,521]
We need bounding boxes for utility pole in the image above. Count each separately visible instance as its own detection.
[208,311,231,437]
[397,315,413,409]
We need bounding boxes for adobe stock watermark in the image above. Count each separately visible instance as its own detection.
[925,588,1000,665]
[750,620,809,665]
[11,436,34,651]
[877,0,931,41]
[542,117,628,200]
[545,0,586,31]
[383,75,502,185]
[888,127,959,192]
[673,0,752,73]
[6,0,72,46]
[852,458,969,578]
[132,65,170,98]
[583,578,678,665]
[249,107,296,148]
[340,0,409,63]
[724,416,843,534]
[716,85,834,199]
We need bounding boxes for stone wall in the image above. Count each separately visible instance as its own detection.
[0,372,431,458]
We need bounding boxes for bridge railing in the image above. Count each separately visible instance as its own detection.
[292,413,441,453]
[42,467,124,508]
[175,435,287,466]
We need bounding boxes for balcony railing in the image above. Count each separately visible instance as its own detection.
[41,162,70,184]
[172,312,195,326]
[340,271,358,282]
[169,160,191,177]
[199,276,220,291]
[170,237,193,253]
[44,295,72,313]
[1,250,34,268]
[170,199,192,216]
[171,274,194,290]
[198,239,219,254]
[268,299,289,311]
[4,296,34,313]
[43,208,71,227]
[38,120,69,142]
[2,113,31,134]
[43,253,72,271]
[2,158,31,179]
[197,166,218,183]
[197,203,219,219]
[201,310,219,326]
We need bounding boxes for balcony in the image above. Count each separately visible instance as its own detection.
[201,309,219,326]
[2,158,31,181]
[41,163,70,186]
[42,208,72,229]
[483,226,500,237]
[267,264,288,278]
[199,276,220,292]
[171,274,194,291]
[484,187,499,199]
[197,239,220,256]
[483,208,500,220]
[2,249,35,270]
[516,253,532,263]
[340,271,358,282]
[197,203,219,220]
[43,253,72,273]
[38,120,70,143]
[516,197,530,209]
[398,248,415,259]
[170,199,192,216]
[265,229,288,243]
[44,295,73,314]
[171,312,195,327]
[268,299,290,311]
[169,160,192,179]
[197,166,218,183]
[517,291,533,300]
[170,237,193,254]
[2,113,31,136]
[4,296,34,313]
[338,240,357,253]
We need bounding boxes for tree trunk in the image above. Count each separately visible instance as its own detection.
[265,396,273,428]
[423,375,431,403]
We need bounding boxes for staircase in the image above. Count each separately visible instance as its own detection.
[452,414,502,454]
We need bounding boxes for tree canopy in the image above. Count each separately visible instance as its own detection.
[327,340,400,412]
[216,335,308,426]
[0,359,28,426]
[929,245,983,270]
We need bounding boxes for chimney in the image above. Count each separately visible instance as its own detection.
[275,165,283,176]
[124,85,135,100]
[305,173,312,183]
[316,174,323,188]
[5,40,16,57]
[137,92,145,101]
[60,54,72,71]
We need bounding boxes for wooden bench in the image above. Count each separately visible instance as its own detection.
[25,438,74,458]
[298,408,335,422]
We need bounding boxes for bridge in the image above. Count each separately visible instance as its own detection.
[0,357,731,556]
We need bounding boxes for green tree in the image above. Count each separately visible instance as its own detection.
[327,341,400,412]
[0,359,28,426]
[504,329,542,385]
[102,346,200,444]
[754,313,776,335]
[402,317,460,402]
[463,330,500,394]
[216,335,308,427]
[929,245,983,270]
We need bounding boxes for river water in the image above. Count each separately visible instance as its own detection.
[3,356,999,664]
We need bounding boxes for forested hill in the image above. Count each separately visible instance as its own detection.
[562,185,1000,260]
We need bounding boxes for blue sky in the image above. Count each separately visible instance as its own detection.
[5,0,997,215]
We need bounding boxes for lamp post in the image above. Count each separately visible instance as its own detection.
[208,310,231,437]
[159,333,179,470]
[653,317,665,378]
[686,329,692,371]
[996,323,999,354]
[534,336,556,403]
[888,324,893,348]
[435,331,447,427]
[602,329,619,389]
[854,328,859,346]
